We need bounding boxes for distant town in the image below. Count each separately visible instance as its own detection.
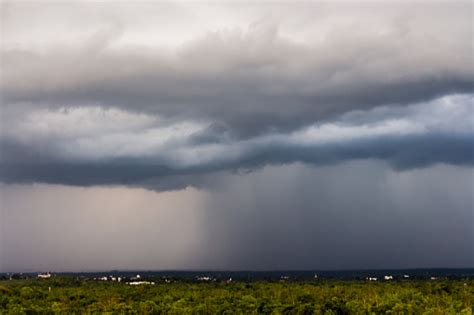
[2,268,473,285]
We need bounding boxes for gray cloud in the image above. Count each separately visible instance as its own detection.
[2,2,473,137]
[1,132,472,191]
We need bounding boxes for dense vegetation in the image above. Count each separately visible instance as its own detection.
[0,277,472,314]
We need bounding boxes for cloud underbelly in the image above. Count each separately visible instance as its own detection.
[1,95,472,190]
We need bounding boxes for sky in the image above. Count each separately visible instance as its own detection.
[0,0,473,272]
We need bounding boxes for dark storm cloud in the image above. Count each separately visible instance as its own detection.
[1,1,473,273]
[0,1,473,189]
[1,90,472,189]
[1,131,472,191]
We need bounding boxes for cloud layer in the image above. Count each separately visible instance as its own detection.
[1,94,472,189]
[1,1,473,190]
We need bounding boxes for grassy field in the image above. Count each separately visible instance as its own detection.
[0,277,472,314]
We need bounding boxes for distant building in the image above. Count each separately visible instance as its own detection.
[128,281,154,285]
[367,277,377,281]
[38,273,52,279]
[384,275,393,280]
[130,274,142,281]
[197,276,212,281]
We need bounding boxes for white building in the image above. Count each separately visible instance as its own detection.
[37,273,52,279]
[197,276,212,281]
[128,281,154,285]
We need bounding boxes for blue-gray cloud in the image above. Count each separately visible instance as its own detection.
[1,95,472,190]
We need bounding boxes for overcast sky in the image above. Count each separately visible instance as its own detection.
[0,0,473,272]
